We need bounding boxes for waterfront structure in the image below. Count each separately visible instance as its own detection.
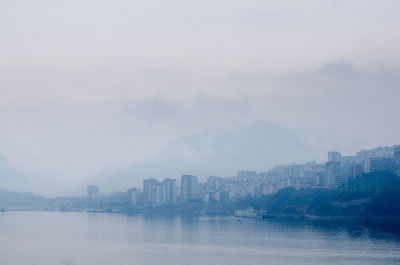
[143,178,159,204]
[151,184,167,206]
[181,175,199,201]
[127,188,138,205]
[162,178,177,204]
[143,178,177,206]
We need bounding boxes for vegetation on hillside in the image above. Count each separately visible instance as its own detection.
[238,171,400,219]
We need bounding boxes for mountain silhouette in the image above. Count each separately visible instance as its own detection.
[80,121,315,193]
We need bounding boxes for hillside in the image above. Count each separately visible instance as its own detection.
[0,189,48,209]
[242,171,400,221]
[81,121,315,193]
[0,154,26,191]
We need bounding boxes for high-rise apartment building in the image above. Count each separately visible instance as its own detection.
[370,157,395,173]
[151,185,167,206]
[143,178,159,203]
[181,175,199,201]
[325,161,342,187]
[127,188,138,205]
[162,178,177,204]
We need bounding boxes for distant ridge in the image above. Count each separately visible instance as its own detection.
[79,121,315,193]
[0,153,26,191]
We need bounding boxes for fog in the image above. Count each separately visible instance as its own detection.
[0,0,399,195]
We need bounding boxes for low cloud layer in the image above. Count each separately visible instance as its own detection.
[0,61,399,191]
[0,1,399,194]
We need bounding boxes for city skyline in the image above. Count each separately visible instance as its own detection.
[83,143,400,207]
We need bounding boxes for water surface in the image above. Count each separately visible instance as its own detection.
[0,211,399,265]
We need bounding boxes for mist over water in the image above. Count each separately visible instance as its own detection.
[0,211,399,265]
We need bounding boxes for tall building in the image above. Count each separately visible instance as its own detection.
[339,155,365,179]
[143,179,159,203]
[348,164,363,178]
[326,151,345,187]
[356,146,396,172]
[328,151,342,163]
[181,175,199,201]
[357,146,395,159]
[151,185,167,206]
[143,178,177,206]
[370,157,395,173]
[87,185,99,199]
[207,176,222,192]
[325,161,342,187]
[162,178,177,204]
[127,188,138,205]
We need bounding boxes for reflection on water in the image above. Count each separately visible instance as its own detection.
[0,211,399,265]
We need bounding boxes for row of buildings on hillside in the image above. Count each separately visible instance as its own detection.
[87,145,400,208]
[265,145,400,193]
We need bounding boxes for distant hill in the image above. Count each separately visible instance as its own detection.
[0,153,73,196]
[80,121,316,193]
[240,171,400,222]
[0,189,48,209]
[0,154,26,191]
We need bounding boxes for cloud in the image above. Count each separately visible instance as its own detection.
[317,61,358,78]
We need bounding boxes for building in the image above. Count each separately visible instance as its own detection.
[181,175,199,201]
[237,171,257,182]
[328,151,342,163]
[207,176,223,192]
[151,185,167,206]
[87,185,99,199]
[127,188,138,205]
[325,161,342,187]
[237,171,257,177]
[143,178,177,207]
[162,178,177,204]
[212,191,229,202]
[370,157,395,173]
[357,146,395,159]
[356,146,396,172]
[143,178,159,203]
[348,164,363,178]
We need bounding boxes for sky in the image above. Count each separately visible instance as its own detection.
[0,0,400,188]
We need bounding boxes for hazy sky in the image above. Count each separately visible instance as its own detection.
[1,0,399,185]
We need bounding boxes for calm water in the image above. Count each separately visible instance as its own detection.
[0,211,399,265]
